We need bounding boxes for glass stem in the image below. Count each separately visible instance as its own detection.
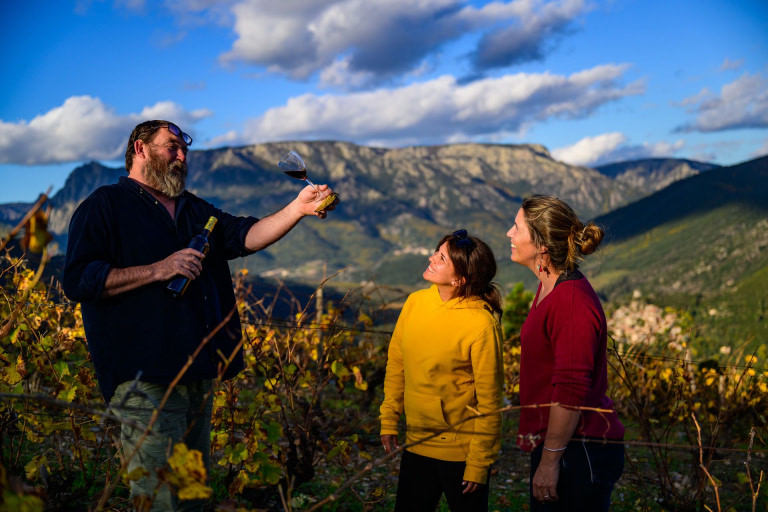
[304,178,320,192]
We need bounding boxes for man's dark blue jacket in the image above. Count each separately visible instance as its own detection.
[63,177,258,402]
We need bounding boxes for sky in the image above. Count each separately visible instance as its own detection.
[1,0,767,203]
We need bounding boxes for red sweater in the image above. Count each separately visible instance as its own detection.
[517,272,624,452]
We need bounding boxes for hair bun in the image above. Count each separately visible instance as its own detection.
[578,223,604,255]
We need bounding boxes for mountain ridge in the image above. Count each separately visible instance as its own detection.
[2,143,765,352]
[0,142,735,288]
[594,156,767,243]
[595,157,720,195]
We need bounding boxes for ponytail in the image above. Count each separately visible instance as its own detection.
[438,233,503,318]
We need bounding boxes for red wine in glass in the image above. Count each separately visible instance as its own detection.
[278,151,318,191]
[283,168,308,180]
[277,150,338,211]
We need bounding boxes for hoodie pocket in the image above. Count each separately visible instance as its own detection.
[404,390,456,441]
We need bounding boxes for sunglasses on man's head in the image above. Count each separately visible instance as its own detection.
[136,123,193,145]
[453,229,475,249]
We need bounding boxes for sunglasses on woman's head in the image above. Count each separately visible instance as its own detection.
[453,229,475,249]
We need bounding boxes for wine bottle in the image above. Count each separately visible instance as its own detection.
[166,216,218,299]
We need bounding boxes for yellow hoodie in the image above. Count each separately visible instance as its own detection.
[380,285,504,484]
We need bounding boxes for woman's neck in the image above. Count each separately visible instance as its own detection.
[436,284,457,302]
[536,269,563,305]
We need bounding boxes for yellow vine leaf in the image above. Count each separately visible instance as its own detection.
[16,355,27,379]
[1,365,23,386]
[178,482,213,501]
[124,466,149,483]
[24,455,48,481]
[164,444,213,500]
[352,366,368,391]
[228,470,250,495]
[20,209,53,254]
[57,386,76,402]
[331,360,350,379]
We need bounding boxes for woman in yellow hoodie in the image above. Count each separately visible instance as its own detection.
[380,229,504,512]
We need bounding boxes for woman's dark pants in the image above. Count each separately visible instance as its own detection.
[395,450,490,512]
[529,439,624,512]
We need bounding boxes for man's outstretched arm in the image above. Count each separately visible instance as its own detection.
[244,184,337,252]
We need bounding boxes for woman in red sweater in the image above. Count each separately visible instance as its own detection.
[507,195,624,511]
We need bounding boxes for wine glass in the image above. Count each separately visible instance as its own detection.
[278,151,317,190]
[278,150,338,211]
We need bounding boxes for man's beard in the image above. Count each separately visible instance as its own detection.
[143,151,187,198]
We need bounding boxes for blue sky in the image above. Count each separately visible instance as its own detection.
[1,0,766,203]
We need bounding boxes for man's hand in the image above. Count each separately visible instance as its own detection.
[102,248,205,298]
[295,184,339,218]
[153,248,205,281]
[381,434,399,454]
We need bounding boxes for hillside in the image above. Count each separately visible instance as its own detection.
[595,158,720,195]
[0,203,32,234]
[586,156,768,350]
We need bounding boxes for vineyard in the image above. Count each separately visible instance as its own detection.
[1,205,767,512]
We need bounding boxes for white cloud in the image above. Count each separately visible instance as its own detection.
[553,133,686,167]
[719,57,744,72]
[238,64,642,146]
[221,0,589,83]
[107,0,238,26]
[167,0,234,10]
[318,56,379,89]
[208,130,241,147]
[470,0,588,69]
[114,0,146,12]
[0,96,212,165]
[552,133,626,166]
[137,101,213,128]
[221,1,358,79]
[677,72,768,132]
[677,87,711,107]
[647,139,686,155]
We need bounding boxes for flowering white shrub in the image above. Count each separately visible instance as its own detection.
[608,291,689,351]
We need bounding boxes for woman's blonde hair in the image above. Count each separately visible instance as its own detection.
[521,195,604,272]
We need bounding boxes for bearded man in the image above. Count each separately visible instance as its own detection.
[62,120,337,511]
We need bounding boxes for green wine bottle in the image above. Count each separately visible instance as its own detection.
[167,216,218,299]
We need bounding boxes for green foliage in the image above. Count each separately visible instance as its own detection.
[501,282,534,339]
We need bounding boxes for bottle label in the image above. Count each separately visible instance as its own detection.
[166,216,218,299]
